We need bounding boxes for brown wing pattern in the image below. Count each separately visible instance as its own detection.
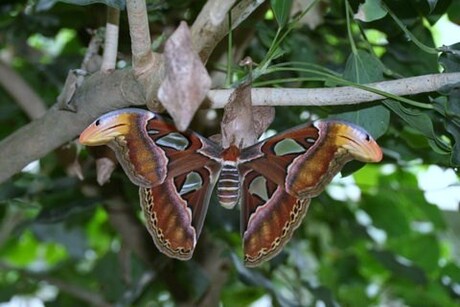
[139,162,220,260]
[239,122,320,188]
[81,109,382,266]
[239,166,311,267]
[80,109,222,260]
[137,115,222,260]
[241,120,382,199]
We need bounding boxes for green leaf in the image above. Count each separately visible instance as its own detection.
[377,169,446,229]
[331,50,390,138]
[93,252,125,301]
[230,254,296,306]
[444,87,460,166]
[447,1,460,23]
[439,43,460,72]
[354,0,387,22]
[0,231,40,266]
[338,283,372,306]
[344,50,383,84]
[441,262,460,283]
[302,281,337,306]
[271,0,293,27]
[381,22,438,76]
[371,250,427,284]
[393,282,457,307]
[353,164,381,193]
[387,234,440,274]
[362,194,411,237]
[436,85,460,165]
[383,100,451,155]
[36,0,125,11]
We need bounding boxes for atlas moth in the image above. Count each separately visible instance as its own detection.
[79,108,382,267]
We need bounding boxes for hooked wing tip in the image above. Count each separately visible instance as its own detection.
[79,121,128,146]
[337,124,383,163]
[316,120,383,163]
[79,108,153,146]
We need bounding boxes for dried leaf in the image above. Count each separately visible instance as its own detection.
[93,147,118,186]
[69,159,84,181]
[292,0,325,30]
[253,106,275,136]
[57,143,84,180]
[221,82,257,148]
[57,69,88,112]
[208,133,222,145]
[158,21,212,131]
[96,157,117,186]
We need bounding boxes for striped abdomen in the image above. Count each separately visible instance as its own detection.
[217,162,240,209]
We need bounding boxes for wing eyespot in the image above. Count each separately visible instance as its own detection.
[365,134,371,142]
[305,137,316,144]
[95,119,101,126]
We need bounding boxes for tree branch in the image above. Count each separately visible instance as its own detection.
[0,70,144,184]
[191,0,264,62]
[196,242,230,307]
[126,0,156,76]
[0,71,458,185]
[6,2,453,185]
[0,60,47,120]
[44,276,113,307]
[0,0,458,185]
[101,7,120,72]
[205,72,460,108]
[81,29,104,72]
[126,0,163,110]
[0,0,263,184]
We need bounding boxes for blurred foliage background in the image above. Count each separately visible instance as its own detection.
[0,0,459,306]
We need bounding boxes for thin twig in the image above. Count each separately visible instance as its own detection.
[0,60,47,119]
[81,29,104,72]
[126,0,156,76]
[125,0,163,110]
[101,7,120,72]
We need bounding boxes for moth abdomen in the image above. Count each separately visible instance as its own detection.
[217,162,241,209]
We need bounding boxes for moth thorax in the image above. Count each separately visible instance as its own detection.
[217,162,240,209]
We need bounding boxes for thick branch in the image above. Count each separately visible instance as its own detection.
[0,70,144,184]
[191,0,264,62]
[0,72,458,184]
[0,0,458,186]
[0,0,262,184]
[206,72,460,108]
[0,60,47,119]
